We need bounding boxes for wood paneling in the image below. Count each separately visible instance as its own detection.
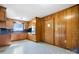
[41,18,45,42]
[42,5,79,50]
[36,17,42,41]
[54,11,66,48]
[0,5,78,49]
[43,15,54,44]
[66,5,79,49]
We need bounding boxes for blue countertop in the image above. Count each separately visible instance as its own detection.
[0,28,11,35]
[0,32,11,35]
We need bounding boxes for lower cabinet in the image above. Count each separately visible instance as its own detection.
[11,33,27,41]
[28,34,36,41]
[0,34,11,46]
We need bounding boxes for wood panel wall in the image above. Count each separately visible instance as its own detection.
[42,15,54,45]
[41,18,45,42]
[36,17,42,41]
[54,10,66,48]
[0,5,79,49]
[65,5,79,49]
[41,5,79,50]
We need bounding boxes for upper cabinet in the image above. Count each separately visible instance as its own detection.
[24,21,29,30]
[0,21,6,28]
[6,18,14,29]
[0,6,6,28]
[0,6,6,21]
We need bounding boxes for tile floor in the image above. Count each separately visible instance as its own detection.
[0,40,75,54]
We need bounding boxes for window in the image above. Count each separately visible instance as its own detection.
[13,22,24,31]
[31,26,36,34]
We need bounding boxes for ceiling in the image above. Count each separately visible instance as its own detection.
[2,4,75,21]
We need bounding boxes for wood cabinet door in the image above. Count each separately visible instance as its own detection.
[0,22,6,28]
[6,19,13,29]
[0,7,6,21]
[28,34,36,41]
[44,16,54,44]
[0,34,11,46]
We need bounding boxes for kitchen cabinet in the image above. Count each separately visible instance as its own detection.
[0,34,11,46]
[11,33,28,41]
[0,21,6,28]
[0,6,6,21]
[6,18,14,29]
[66,5,79,49]
[0,6,6,28]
